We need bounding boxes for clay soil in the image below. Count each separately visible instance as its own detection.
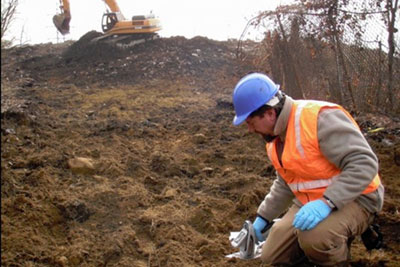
[1,33,400,267]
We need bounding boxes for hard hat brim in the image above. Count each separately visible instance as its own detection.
[233,112,251,126]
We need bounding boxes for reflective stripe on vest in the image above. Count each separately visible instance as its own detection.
[287,175,339,191]
[266,100,381,205]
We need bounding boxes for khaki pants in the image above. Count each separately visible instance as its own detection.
[261,201,373,266]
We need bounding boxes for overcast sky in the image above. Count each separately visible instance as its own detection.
[6,0,290,45]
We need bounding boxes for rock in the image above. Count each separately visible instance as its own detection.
[164,188,178,198]
[56,256,68,266]
[67,157,95,175]
[4,128,16,135]
[222,167,234,176]
[193,133,206,144]
[202,167,214,176]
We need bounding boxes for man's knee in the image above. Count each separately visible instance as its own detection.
[297,227,330,252]
[297,227,349,264]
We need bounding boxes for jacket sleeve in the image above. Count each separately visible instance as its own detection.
[317,108,379,210]
[257,173,295,221]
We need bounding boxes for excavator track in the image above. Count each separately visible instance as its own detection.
[91,33,159,49]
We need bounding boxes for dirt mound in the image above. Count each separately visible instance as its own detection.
[62,31,126,63]
[1,35,400,267]
[2,34,247,89]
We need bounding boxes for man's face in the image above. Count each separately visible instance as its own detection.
[245,109,276,138]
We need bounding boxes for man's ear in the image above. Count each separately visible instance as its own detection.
[265,108,276,119]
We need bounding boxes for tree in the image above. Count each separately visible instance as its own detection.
[247,0,399,114]
[1,0,19,46]
[385,0,399,112]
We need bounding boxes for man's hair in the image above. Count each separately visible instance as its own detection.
[248,104,272,118]
[248,92,286,119]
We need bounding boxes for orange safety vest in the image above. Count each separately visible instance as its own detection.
[266,100,381,205]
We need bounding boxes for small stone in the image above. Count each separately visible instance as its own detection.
[57,256,68,266]
[202,167,214,176]
[193,133,206,144]
[68,157,95,175]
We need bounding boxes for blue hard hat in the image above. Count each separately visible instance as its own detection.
[232,73,279,126]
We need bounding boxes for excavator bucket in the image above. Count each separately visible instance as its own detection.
[53,13,70,35]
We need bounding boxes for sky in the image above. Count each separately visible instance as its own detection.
[6,0,290,45]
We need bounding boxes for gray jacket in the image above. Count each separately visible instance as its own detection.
[257,96,384,221]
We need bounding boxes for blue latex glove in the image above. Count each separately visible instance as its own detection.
[253,216,268,242]
[293,199,332,231]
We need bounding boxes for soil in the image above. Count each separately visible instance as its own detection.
[1,32,400,267]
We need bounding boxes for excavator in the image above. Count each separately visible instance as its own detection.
[53,0,161,46]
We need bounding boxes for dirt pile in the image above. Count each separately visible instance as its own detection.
[3,32,245,89]
[1,34,400,267]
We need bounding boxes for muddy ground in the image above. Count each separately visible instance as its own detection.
[1,33,400,266]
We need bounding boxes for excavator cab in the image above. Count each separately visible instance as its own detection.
[101,12,161,36]
[101,12,119,33]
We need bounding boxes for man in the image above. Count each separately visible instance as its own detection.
[232,73,384,266]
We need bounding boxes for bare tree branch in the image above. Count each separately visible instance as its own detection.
[1,0,19,41]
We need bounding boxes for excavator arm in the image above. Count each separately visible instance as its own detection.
[104,0,122,13]
[53,0,71,35]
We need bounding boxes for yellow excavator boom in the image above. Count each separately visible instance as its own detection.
[104,0,122,13]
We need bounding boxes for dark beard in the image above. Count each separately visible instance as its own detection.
[263,134,277,143]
